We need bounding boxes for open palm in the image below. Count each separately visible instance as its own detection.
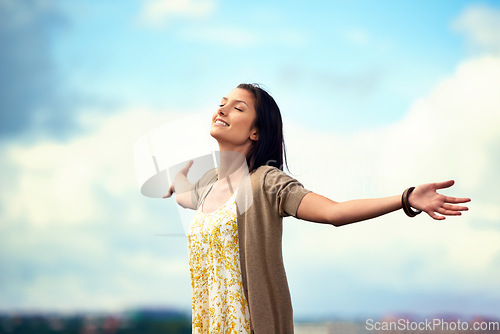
[409,180,470,220]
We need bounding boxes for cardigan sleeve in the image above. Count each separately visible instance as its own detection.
[262,167,311,217]
[190,168,218,210]
[190,179,201,210]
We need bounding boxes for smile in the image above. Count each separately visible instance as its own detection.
[214,119,229,127]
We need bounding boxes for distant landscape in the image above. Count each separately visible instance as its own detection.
[0,308,191,334]
[1,309,498,334]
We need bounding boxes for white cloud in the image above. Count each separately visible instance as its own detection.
[452,4,500,54]
[282,54,500,316]
[3,55,499,316]
[138,0,216,27]
[1,108,170,227]
[0,107,195,312]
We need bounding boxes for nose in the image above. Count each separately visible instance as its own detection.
[218,105,226,116]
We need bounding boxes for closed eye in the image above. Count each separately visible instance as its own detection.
[219,103,242,111]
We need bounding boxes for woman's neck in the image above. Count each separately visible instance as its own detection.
[217,150,247,181]
[217,152,246,194]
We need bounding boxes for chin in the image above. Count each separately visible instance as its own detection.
[209,127,221,140]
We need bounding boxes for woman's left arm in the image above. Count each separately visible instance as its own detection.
[296,180,471,226]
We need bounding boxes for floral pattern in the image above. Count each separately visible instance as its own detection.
[188,189,251,333]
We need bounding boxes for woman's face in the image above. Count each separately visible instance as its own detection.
[210,88,259,150]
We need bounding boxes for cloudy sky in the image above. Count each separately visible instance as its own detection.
[1,0,500,320]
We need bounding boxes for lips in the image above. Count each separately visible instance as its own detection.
[214,118,229,127]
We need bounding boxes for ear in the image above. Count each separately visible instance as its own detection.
[250,128,259,141]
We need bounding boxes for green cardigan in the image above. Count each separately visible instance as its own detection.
[191,165,311,334]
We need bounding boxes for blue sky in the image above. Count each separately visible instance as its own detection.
[2,0,482,136]
[61,0,468,131]
[1,0,500,321]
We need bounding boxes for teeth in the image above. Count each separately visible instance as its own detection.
[215,120,228,126]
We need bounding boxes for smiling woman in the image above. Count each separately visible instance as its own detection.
[212,83,286,173]
[210,87,260,159]
[163,83,471,334]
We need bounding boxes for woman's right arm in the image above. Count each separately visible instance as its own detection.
[163,160,197,210]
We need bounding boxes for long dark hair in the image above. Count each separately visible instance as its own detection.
[237,83,287,173]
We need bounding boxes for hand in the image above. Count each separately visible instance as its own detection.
[162,160,194,199]
[409,180,471,220]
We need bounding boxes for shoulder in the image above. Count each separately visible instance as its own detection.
[197,168,218,186]
[191,168,218,208]
[250,165,287,180]
[250,165,299,182]
[250,165,305,193]
[249,166,310,217]
[193,168,218,196]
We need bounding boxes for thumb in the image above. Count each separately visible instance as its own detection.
[435,180,455,190]
[180,160,194,175]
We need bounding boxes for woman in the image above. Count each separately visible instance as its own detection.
[164,83,470,334]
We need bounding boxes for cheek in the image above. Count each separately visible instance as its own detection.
[234,114,255,131]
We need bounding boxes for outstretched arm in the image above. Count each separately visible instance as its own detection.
[296,180,470,226]
[163,160,196,210]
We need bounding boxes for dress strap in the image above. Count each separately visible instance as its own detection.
[200,183,214,206]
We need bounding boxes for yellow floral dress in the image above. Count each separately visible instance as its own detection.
[188,188,251,333]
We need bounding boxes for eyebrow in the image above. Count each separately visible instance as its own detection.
[221,97,249,107]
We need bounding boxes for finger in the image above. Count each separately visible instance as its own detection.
[437,207,462,216]
[435,180,455,190]
[442,203,469,211]
[445,196,471,204]
[427,211,446,220]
